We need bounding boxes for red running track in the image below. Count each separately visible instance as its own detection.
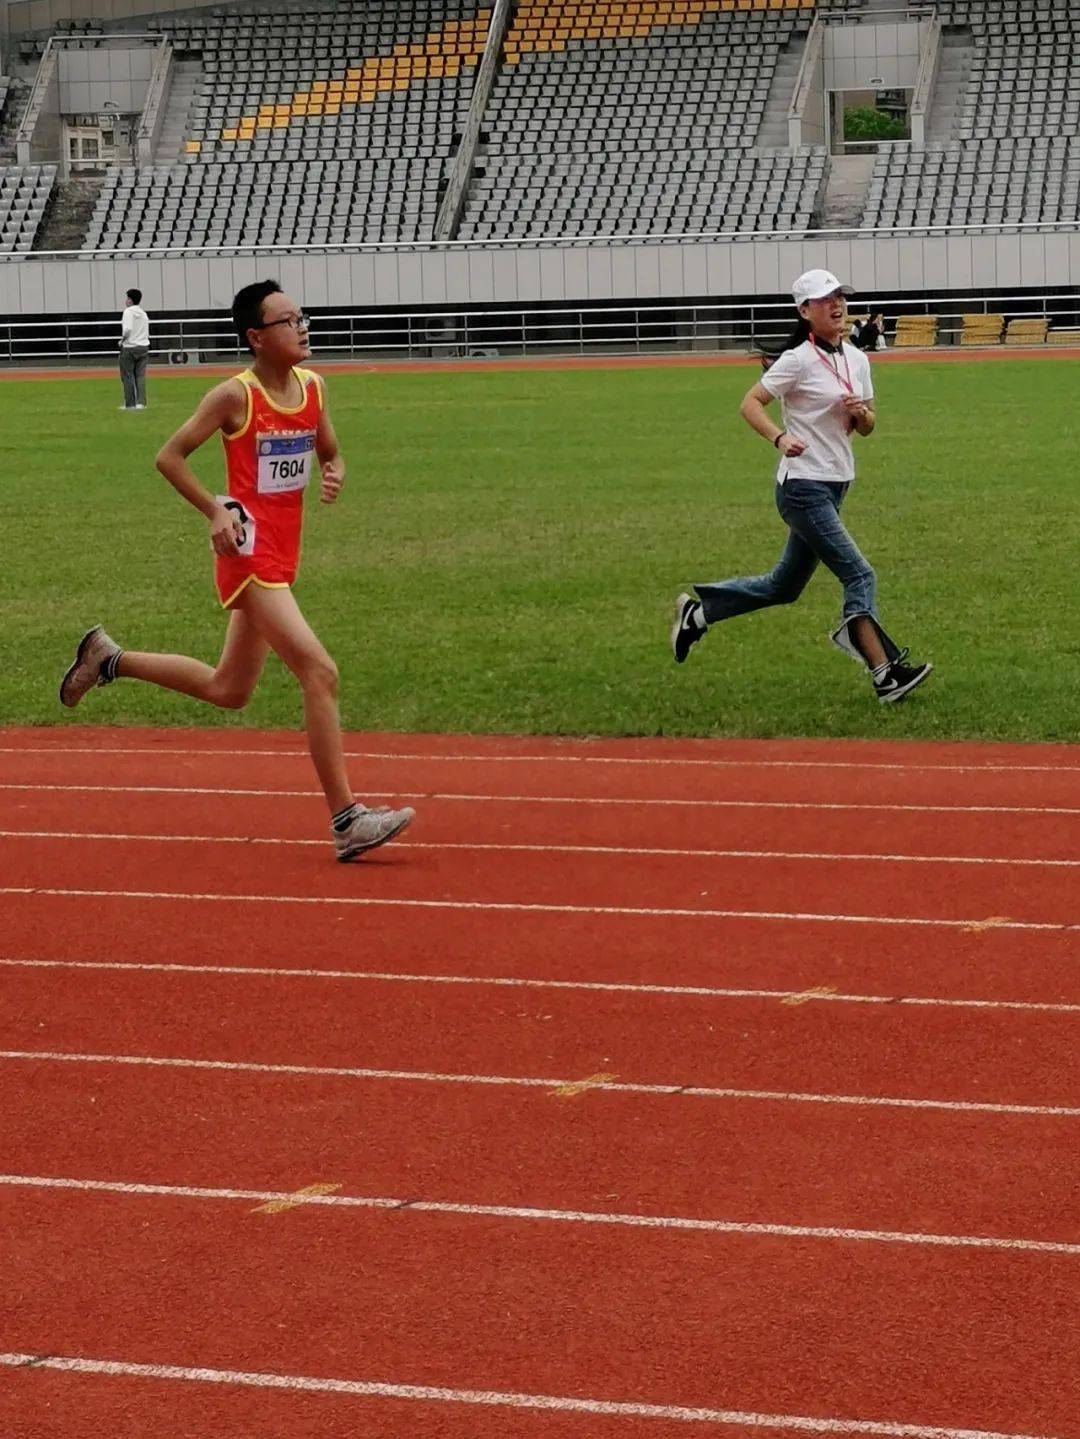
[4,1186,1080,1436]
[3,959,1080,1110]
[3,727,1080,1436]
[5,1059,1079,1249]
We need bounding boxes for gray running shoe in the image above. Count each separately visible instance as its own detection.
[59,626,121,708]
[334,804,415,861]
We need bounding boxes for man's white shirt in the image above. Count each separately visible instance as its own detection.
[121,306,150,348]
[760,339,873,484]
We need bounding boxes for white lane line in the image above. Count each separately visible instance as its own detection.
[3,829,1080,870]
[5,956,1080,1018]
[3,742,1078,776]
[4,1172,1079,1256]
[0,885,1073,933]
[2,1049,1077,1119]
[5,781,1080,816]
[0,1352,1061,1438]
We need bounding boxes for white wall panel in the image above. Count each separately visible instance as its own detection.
[680,243,708,296]
[870,237,900,291]
[729,242,756,294]
[490,248,519,301]
[921,236,948,291]
[537,247,566,299]
[945,236,972,290]
[657,244,684,297]
[972,234,1004,288]
[511,248,541,302]
[3,232,1080,319]
[559,247,589,300]
[466,247,496,302]
[1018,232,1046,287]
[610,243,637,299]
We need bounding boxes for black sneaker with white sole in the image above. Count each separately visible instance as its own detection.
[874,651,933,704]
[671,592,706,664]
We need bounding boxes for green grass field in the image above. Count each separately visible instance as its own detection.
[5,356,1079,742]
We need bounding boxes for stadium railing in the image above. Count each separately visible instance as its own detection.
[1,289,1077,365]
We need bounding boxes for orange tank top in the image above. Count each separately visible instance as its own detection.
[222,366,323,526]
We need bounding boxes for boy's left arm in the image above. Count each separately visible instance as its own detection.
[315,378,345,504]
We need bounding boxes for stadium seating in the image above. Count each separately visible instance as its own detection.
[862,1,1080,230]
[460,1,823,238]
[78,0,827,249]
[67,0,1079,250]
[0,164,55,253]
[460,146,825,238]
[85,155,449,250]
[85,0,484,248]
[862,136,1080,230]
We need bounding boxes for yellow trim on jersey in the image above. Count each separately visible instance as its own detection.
[310,368,326,413]
[219,573,291,610]
[222,372,254,442]
[246,366,316,417]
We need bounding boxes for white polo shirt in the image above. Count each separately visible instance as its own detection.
[121,305,150,349]
[760,338,873,484]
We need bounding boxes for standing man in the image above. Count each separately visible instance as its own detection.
[119,287,150,411]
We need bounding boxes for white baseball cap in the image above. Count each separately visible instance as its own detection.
[792,269,855,307]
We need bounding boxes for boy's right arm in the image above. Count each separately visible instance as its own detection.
[155,381,247,556]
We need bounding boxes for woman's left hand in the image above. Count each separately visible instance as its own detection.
[842,396,870,423]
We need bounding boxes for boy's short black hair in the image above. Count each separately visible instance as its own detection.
[232,279,283,353]
[126,288,142,304]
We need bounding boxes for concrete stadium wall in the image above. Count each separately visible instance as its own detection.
[2,232,1080,316]
[824,21,921,93]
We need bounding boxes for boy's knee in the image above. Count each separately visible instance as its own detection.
[299,653,339,695]
[211,682,252,711]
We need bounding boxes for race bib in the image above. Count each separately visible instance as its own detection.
[256,431,315,495]
[216,496,256,556]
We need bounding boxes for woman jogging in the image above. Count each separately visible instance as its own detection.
[59,279,414,860]
[671,269,931,705]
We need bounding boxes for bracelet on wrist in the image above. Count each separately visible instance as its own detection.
[773,431,786,448]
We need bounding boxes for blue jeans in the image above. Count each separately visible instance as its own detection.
[694,480,878,627]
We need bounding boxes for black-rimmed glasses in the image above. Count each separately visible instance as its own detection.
[254,313,309,332]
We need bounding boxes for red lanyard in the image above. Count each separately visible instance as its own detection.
[809,334,853,395]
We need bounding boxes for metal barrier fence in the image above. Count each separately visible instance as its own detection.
[1,290,1078,366]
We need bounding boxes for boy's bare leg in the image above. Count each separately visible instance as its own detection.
[235,585,353,814]
[118,607,270,710]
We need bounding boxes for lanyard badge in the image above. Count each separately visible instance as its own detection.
[809,333,854,395]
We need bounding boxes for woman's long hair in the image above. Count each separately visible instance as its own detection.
[759,313,811,371]
[781,315,812,353]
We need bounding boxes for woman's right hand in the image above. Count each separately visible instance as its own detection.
[209,504,244,556]
[777,433,807,458]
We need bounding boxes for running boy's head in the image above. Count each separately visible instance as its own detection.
[125,288,142,307]
[232,279,311,362]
